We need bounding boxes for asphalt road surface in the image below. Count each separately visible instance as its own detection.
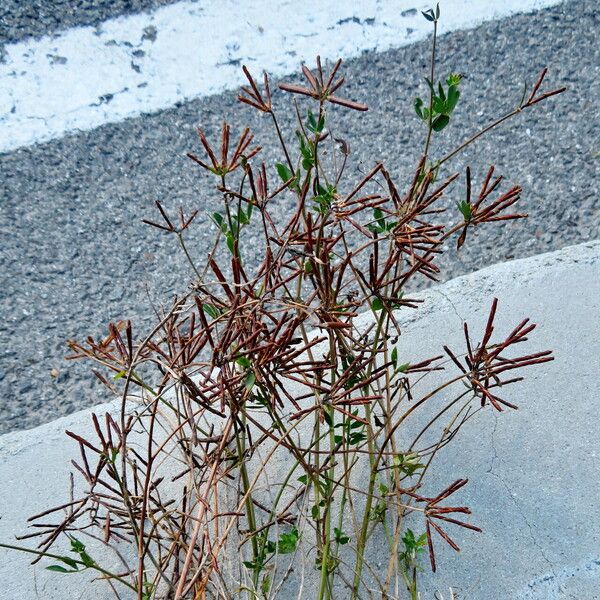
[0,0,598,433]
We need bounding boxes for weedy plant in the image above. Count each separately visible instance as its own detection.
[1,6,564,600]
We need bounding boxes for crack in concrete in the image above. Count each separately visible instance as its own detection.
[435,288,464,324]
[485,413,576,599]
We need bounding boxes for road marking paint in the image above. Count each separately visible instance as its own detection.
[0,0,561,153]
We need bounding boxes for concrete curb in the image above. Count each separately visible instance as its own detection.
[1,241,599,599]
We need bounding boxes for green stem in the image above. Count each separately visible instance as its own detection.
[234,414,260,596]
[350,433,377,600]
[422,19,438,164]
[0,542,137,592]
[317,405,335,600]
[351,309,389,598]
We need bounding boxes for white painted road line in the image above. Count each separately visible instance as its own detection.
[0,0,561,154]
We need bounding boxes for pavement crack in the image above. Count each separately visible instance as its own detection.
[485,413,576,599]
[435,288,463,324]
[486,411,499,474]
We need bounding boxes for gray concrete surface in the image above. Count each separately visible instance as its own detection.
[1,241,598,599]
[1,0,598,434]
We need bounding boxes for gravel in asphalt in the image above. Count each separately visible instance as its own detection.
[0,0,179,48]
[0,0,598,434]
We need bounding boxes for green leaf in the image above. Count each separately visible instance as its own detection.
[298,133,311,159]
[371,298,384,311]
[447,86,460,112]
[80,552,95,568]
[432,114,450,131]
[402,528,427,554]
[306,110,325,134]
[438,81,446,102]
[211,212,227,233]
[70,537,85,554]
[421,9,435,21]
[313,183,336,214]
[414,97,425,120]
[457,200,472,221]
[68,537,95,568]
[46,565,71,573]
[349,418,363,430]
[318,115,326,133]
[432,95,445,115]
[278,528,300,554]
[275,162,293,183]
[397,363,410,373]
[225,232,235,254]
[296,132,315,169]
[323,410,333,428]
[261,574,272,595]
[229,217,239,236]
[334,527,350,545]
[307,110,318,132]
[203,303,221,319]
[238,208,249,225]
[297,474,309,484]
[349,431,366,445]
[391,347,398,367]
[236,356,252,369]
[394,452,425,476]
[245,371,256,391]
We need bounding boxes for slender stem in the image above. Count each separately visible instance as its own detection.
[350,438,377,600]
[177,232,202,280]
[422,19,438,163]
[238,433,260,596]
[434,107,522,169]
[0,542,137,592]
[351,310,387,598]
[317,404,336,600]
[270,111,294,173]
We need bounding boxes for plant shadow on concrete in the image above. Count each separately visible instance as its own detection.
[1,6,565,600]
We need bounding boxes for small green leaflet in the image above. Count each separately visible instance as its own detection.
[276,162,293,183]
[236,356,252,369]
[306,110,325,134]
[457,199,472,221]
[203,303,221,319]
[371,298,384,311]
[245,371,256,391]
[334,527,350,545]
